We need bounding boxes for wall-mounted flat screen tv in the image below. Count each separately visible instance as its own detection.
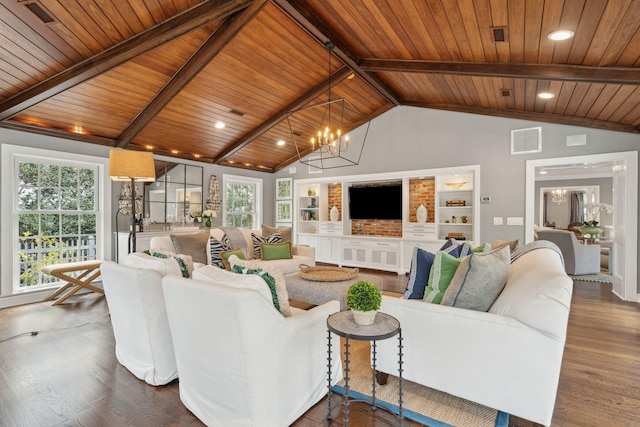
[348,184,402,220]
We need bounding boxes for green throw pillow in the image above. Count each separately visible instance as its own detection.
[261,242,292,260]
[423,251,463,304]
[472,243,492,253]
[220,248,246,270]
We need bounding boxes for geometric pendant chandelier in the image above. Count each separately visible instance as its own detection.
[286,42,370,171]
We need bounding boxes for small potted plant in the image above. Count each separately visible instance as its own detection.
[461,215,468,224]
[347,281,382,325]
[451,215,457,223]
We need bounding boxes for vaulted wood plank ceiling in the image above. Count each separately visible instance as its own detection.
[1,0,638,173]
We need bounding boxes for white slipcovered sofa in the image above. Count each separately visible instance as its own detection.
[149,227,315,274]
[162,271,342,426]
[374,244,573,426]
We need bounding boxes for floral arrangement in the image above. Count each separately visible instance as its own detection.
[202,209,217,227]
[203,209,217,219]
[583,202,613,227]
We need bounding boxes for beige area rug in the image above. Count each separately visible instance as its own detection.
[333,339,507,427]
[569,273,613,283]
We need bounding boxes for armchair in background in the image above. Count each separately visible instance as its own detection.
[536,229,600,275]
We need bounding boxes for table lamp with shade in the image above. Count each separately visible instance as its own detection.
[109,150,156,253]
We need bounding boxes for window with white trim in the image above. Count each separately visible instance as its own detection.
[223,174,262,229]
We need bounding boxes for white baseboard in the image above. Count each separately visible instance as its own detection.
[0,283,103,309]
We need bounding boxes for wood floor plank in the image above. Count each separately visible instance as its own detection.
[0,276,638,426]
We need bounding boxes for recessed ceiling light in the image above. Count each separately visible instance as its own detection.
[145,145,153,150]
[214,122,225,129]
[538,92,555,99]
[540,170,548,175]
[346,73,355,80]
[548,30,574,41]
[171,150,178,154]
[194,154,201,158]
[277,140,285,146]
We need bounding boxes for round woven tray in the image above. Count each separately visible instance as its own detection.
[298,265,359,282]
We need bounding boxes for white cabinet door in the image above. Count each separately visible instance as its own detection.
[342,240,368,266]
[369,240,400,271]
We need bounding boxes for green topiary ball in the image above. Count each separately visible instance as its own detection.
[346,281,382,312]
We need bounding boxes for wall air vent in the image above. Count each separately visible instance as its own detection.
[229,109,245,116]
[511,126,541,155]
[22,2,55,24]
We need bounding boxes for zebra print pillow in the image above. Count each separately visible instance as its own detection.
[250,232,281,259]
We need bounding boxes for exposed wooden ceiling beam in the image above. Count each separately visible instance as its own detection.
[403,100,640,134]
[214,66,353,164]
[273,0,400,106]
[116,0,270,148]
[360,60,640,85]
[0,0,253,121]
[0,120,116,146]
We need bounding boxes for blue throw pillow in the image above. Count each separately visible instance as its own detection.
[403,247,435,299]
[440,238,472,258]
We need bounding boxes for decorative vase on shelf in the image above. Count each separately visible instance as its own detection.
[205,218,212,228]
[330,205,339,222]
[416,204,427,223]
[307,187,316,196]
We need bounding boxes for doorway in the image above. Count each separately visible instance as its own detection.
[525,152,638,302]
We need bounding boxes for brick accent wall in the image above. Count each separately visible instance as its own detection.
[409,177,435,223]
[351,219,403,237]
[327,183,342,221]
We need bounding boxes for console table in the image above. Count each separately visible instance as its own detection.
[326,311,403,426]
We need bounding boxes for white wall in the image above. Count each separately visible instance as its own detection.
[278,106,640,291]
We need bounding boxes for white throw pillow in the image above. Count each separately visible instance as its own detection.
[228,255,292,317]
[193,265,273,305]
[125,252,183,277]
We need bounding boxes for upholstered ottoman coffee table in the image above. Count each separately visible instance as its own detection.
[284,270,384,310]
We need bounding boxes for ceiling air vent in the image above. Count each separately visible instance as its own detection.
[511,126,541,155]
[500,89,512,97]
[293,131,302,137]
[229,109,245,116]
[22,2,55,24]
[492,27,507,42]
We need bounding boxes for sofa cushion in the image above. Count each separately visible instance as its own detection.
[403,247,435,300]
[229,255,291,317]
[209,235,232,269]
[423,251,463,304]
[261,242,292,260]
[170,231,210,264]
[251,232,281,259]
[440,245,510,311]
[220,248,246,270]
[193,265,274,307]
[262,224,292,243]
[490,239,519,252]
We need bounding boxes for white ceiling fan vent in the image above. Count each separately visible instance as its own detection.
[510,126,541,155]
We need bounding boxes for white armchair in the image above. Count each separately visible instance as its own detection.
[162,274,342,427]
[100,261,178,386]
[537,229,600,275]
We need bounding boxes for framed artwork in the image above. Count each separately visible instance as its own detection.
[276,200,292,222]
[276,177,293,200]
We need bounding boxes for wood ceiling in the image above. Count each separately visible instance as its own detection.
[1,0,639,173]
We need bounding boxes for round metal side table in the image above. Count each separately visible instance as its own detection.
[326,311,403,426]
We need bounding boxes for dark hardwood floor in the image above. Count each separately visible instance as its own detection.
[0,273,638,426]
